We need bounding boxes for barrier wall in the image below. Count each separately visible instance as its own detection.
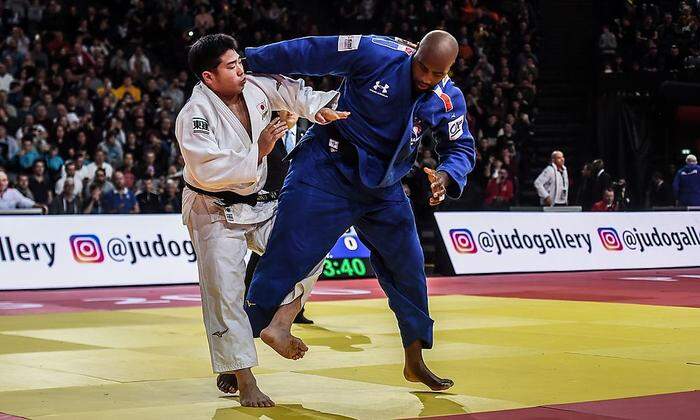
[0,215,370,290]
[435,211,700,274]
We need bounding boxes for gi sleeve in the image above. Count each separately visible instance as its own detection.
[534,166,553,199]
[430,89,476,198]
[175,102,259,190]
[249,74,339,125]
[244,36,371,78]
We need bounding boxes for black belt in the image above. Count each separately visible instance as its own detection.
[185,182,278,206]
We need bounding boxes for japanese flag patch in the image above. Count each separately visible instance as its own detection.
[448,115,465,141]
[192,117,209,134]
[257,101,269,117]
[338,35,361,51]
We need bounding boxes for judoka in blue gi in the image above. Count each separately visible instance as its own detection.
[244,31,475,390]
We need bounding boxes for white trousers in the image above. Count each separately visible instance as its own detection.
[186,193,322,373]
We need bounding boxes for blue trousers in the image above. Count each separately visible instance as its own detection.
[245,137,433,349]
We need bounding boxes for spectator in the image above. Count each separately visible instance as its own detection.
[160,180,181,213]
[534,150,569,206]
[55,160,84,197]
[136,177,161,214]
[484,168,514,209]
[591,159,612,206]
[103,171,139,214]
[45,145,64,179]
[647,171,675,207]
[113,76,141,102]
[28,160,53,205]
[15,137,40,172]
[83,149,113,182]
[575,163,594,210]
[592,188,618,212]
[83,184,105,214]
[599,26,618,55]
[128,47,152,77]
[98,131,124,168]
[0,169,44,212]
[672,154,700,206]
[15,174,34,201]
[0,63,13,92]
[0,124,18,164]
[49,178,81,215]
[119,152,137,189]
[84,168,114,198]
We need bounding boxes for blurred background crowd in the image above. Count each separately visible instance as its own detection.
[0,0,697,222]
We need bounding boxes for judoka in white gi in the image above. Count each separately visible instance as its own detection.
[175,34,349,407]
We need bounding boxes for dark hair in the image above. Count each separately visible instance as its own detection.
[187,34,238,81]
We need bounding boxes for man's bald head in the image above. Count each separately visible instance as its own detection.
[417,30,459,62]
[412,30,459,91]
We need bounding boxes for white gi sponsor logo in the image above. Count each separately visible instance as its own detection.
[337,35,361,51]
[448,115,464,140]
[370,81,390,98]
[192,117,209,134]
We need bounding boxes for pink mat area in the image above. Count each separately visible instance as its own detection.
[1,267,699,315]
[422,390,700,420]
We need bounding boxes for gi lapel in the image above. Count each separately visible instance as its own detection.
[243,84,266,148]
[200,82,253,148]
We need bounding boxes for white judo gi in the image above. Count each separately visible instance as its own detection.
[176,75,338,373]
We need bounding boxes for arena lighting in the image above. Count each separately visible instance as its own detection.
[188,31,194,37]
[682,149,691,155]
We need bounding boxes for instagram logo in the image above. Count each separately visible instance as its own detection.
[450,229,477,254]
[597,228,623,251]
[69,234,105,263]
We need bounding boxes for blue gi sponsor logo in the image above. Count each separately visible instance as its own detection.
[370,81,390,98]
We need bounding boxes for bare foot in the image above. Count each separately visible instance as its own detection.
[217,373,238,394]
[261,325,308,360]
[238,380,275,407]
[403,340,454,391]
[403,362,454,391]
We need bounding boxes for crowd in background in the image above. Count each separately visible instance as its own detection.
[0,0,539,219]
[598,0,700,79]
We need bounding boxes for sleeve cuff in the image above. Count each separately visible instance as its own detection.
[309,91,340,124]
[437,168,464,199]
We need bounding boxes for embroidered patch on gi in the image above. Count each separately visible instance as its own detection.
[257,101,269,117]
[448,115,465,141]
[338,35,361,51]
[329,139,339,152]
[411,117,423,147]
[192,117,209,134]
[370,80,390,98]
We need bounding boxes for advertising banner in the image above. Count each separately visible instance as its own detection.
[0,215,372,290]
[435,211,700,274]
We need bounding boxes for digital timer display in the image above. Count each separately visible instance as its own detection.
[322,257,370,278]
[321,227,374,279]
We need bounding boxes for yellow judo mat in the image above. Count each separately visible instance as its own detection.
[1,295,699,419]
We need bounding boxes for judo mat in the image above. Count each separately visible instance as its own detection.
[1,267,699,419]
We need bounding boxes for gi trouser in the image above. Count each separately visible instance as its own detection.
[246,137,434,349]
[185,192,321,373]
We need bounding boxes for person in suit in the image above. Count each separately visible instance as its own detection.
[244,110,313,324]
[591,159,612,209]
[647,171,674,207]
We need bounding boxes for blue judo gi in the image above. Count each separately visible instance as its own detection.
[244,35,475,348]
